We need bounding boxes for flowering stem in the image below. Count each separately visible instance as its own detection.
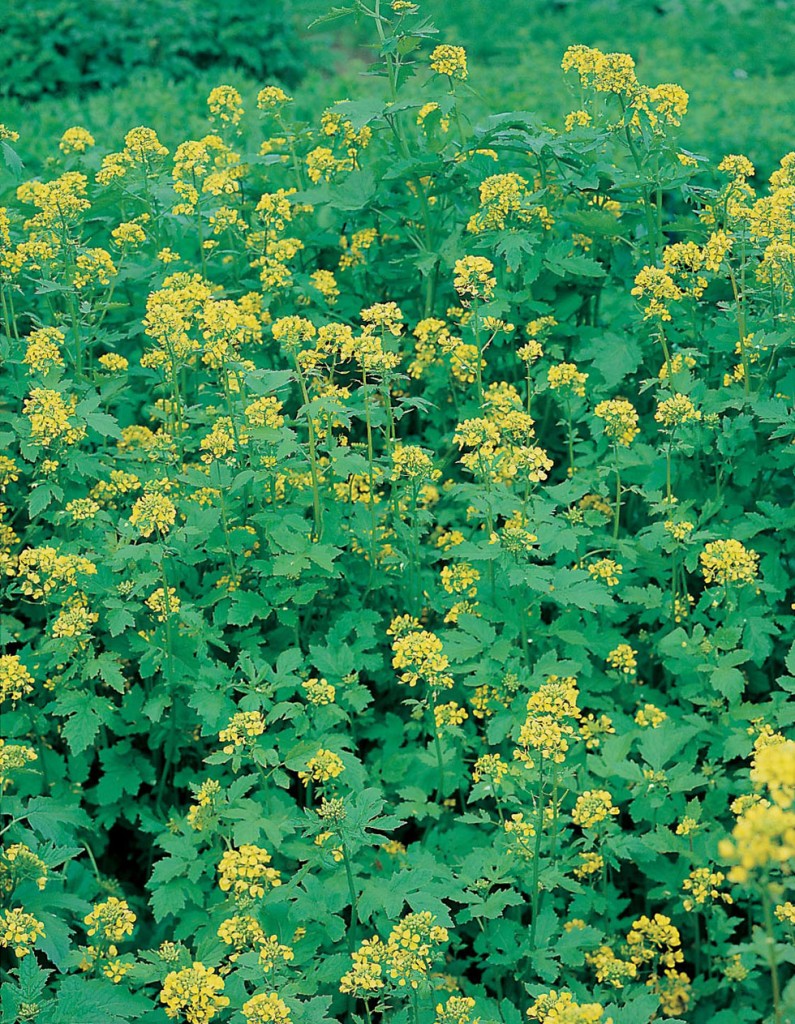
[430,694,446,802]
[160,556,175,685]
[565,398,575,476]
[473,302,484,408]
[657,329,673,383]
[214,464,238,581]
[1,285,19,344]
[293,357,324,540]
[363,374,378,572]
[529,768,545,949]
[341,843,359,949]
[761,881,783,1024]
[612,445,621,541]
[665,439,673,503]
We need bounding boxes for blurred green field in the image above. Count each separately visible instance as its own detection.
[2,0,794,177]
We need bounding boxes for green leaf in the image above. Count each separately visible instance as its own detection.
[85,411,122,438]
[711,665,745,702]
[38,977,150,1024]
[25,797,90,843]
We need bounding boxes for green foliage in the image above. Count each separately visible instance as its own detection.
[0,0,303,102]
[0,4,794,1024]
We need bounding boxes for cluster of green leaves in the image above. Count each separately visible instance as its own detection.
[0,0,303,102]
[0,3,794,1024]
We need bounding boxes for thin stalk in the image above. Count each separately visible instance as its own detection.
[529,768,545,949]
[761,882,783,1024]
[430,695,445,801]
[612,445,621,541]
[293,357,324,540]
[341,843,359,949]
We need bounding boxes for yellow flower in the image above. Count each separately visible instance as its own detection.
[0,655,35,703]
[129,493,177,538]
[572,789,620,828]
[527,989,611,1023]
[434,702,468,728]
[682,868,732,912]
[392,628,453,691]
[751,739,795,808]
[700,539,759,587]
[219,711,266,753]
[595,398,640,446]
[635,704,667,728]
[242,992,292,1024]
[84,898,136,943]
[626,914,684,972]
[218,845,281,899]
[298,749,345,786]
[257,86,292,110]
[655,394,701,429]
[429,45,468,81]
[606,643,637,675]
[547,362,588,397]
[588,558,622,586]
[472,753,508,785]
[23,327,65,374]
[0,908,45,957]
[207,85,244,127]
[160,963,229,1024]
[453,256,495,301]
[303,677,336,705]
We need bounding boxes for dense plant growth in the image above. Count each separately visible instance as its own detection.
[0,0,302,102]
[1,3,794,1024]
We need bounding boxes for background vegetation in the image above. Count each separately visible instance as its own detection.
[2,0,795,179]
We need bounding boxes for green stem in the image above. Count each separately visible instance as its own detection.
[293,357,324,540]
[529,767,545,949]
[341,843,359,949]
[612,446,621,542]
[430,695,445,801]
[761,881,783,1024]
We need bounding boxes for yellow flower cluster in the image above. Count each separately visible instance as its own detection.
[298,748,345,786]
[0,741,38,788]
[588,558,622,586]
[472,752,508,785]
[0,655,35,703]
[429,45,468,81]
[527,988,611,1024]
[242,993,292,1024]
[751,738,795,807]
[606,643,637,675]
[682,868,733,911]
[635,704,667,728]
[654,394,701,429]
[340,911,450,995]
[700,539,759,587]
[547,362,588,397]
[391,622,454,691]
[161,962,229,1024]
[217,844,282,899]
[594,398,640,446]
[435,995,478,1024]
[23,388,85,447]
[586,946,638,988]
[453,255,495,301]
[0,843,48,892]
[572,789,620,828]
[84,898,136,943]
[219,711,266,753]
[303,676,336,705]
[0,907,46,958]
[129,493,177,538]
